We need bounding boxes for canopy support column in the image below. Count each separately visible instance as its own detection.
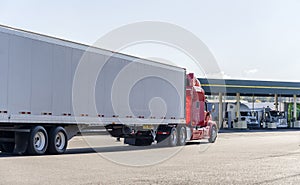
[275,94,278,111]
[294,95,297,125]
[236,93,240,120]
[218,92,223,129]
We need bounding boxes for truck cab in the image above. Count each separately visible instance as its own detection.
[240,111,260,128]
[185,73,217,141]
[107,73,218,147]
[264,110,288,128]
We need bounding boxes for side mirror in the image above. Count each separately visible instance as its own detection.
[212,104,215,112]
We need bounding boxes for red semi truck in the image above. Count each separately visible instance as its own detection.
[106,73,218,147]
[0,25,217,155]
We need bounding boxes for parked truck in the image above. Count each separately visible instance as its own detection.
[208,101,260,128]
[240,111,260,129]
[263,110,288,128]
[0,25,217,155]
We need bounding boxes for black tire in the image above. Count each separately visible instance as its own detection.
[177,126,187,146]
[156,127,178,147]
[208,125,217,143]
[168,127,178,147]
[27,126,48,155]
[48,126,68,154]
[0,143,15,153]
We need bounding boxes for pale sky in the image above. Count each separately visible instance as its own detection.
[1,0,300,82]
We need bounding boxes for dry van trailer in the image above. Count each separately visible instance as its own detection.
[0,25,186,155]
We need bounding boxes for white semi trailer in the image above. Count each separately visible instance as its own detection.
[0,25,218,155]
[0,25,188,155]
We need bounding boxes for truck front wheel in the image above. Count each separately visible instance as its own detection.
[48,126,68,154]
[27,126,48,155]
[208,125,217,143]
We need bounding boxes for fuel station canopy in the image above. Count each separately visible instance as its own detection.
[199,78,300,97]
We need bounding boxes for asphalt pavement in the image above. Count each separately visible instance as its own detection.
[1,130,300,185]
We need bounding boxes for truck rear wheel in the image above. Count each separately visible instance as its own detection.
[177,126,187,146]
[48,126,68,154]
[168,127,178,147]
[156,127,178,147]
[27,126,48,155]
[208,125,217,143]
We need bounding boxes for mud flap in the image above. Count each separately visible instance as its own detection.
[14,132,29,155]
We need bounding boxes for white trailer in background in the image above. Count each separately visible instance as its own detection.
[0,25,186,155]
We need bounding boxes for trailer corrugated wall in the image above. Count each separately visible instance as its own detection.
[0,25,186,126]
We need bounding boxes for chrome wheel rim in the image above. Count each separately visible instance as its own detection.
[55,132,66,150]
[180,127,186,144]
[212,127,217,140]
[34,131,46,151]
[170,129,177,145]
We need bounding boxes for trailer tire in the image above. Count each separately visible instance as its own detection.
[208,125,217,143]
[48,126,68,154]
[27,126,48,155]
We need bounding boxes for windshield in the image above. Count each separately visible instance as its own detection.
[240,111,257,117]
[270,111,279,117]
[240,112,250,116]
